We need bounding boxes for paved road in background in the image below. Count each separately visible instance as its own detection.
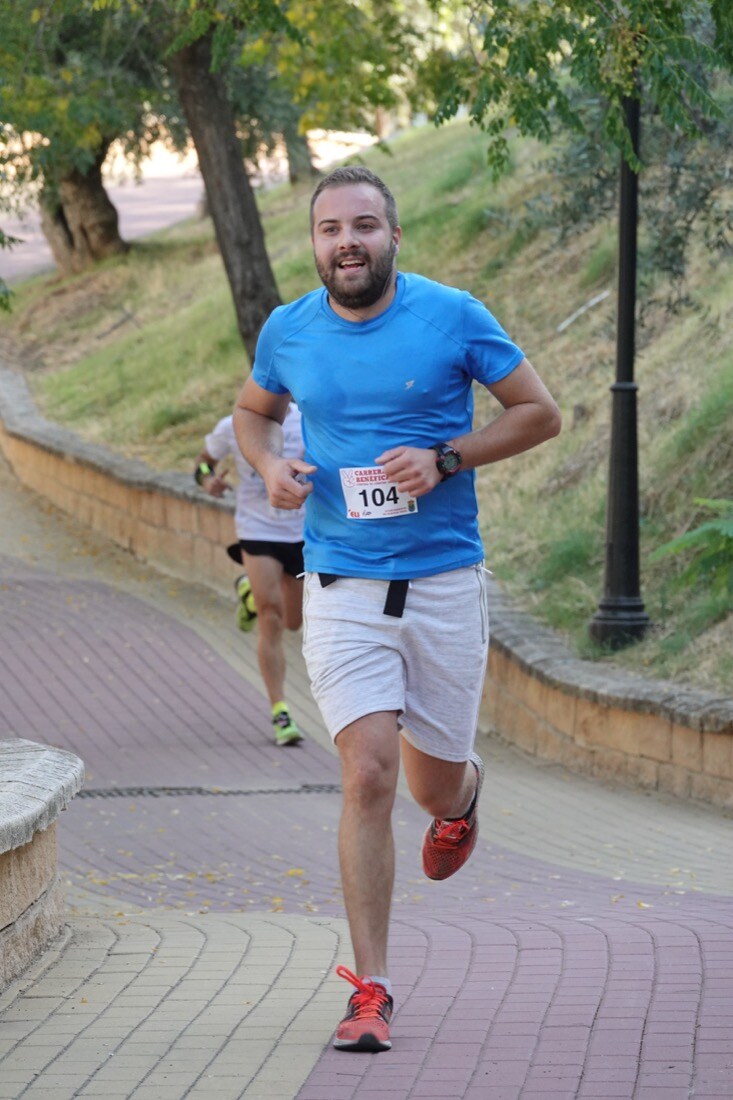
[1,171,204,285]
[0,432,732,1093]
[1,129,374,286]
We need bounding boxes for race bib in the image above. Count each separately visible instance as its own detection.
[339,466,418,520]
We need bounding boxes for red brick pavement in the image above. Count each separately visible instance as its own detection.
[2,555,732,1098]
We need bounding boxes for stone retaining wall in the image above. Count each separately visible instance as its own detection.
[0,369,238,594]
[0,738,85,990]
[483,582,733,808]
[2,367,732,808]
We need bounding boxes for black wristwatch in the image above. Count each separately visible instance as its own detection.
[431,443,462,481]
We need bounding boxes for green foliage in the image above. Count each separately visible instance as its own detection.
[150,0,297,62]
[420,1,732,175]
[2,0,419,213]
[0,1,187,209]
[513,18,733,313]
[0,1,296,203]
[226,58,305,166]
[248,0,417,135]
[650,499,733,595]
[712,0,733,65]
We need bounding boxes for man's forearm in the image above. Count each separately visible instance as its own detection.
[453,399,561,471]
[233,407,284,476]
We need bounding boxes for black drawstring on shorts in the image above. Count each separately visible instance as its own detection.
[318,574,410,618]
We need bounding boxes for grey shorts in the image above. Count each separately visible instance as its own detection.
[302,564,489,762]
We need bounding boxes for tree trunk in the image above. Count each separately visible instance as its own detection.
[168,32,281,362]
[39,148,128,276]
[282,119,318,186]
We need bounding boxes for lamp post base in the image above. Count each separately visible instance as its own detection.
[589,597,650,650]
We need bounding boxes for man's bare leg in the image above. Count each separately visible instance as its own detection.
[335,711,401,976]
[400,736,478,819]
[280,570,304,632]
[243,553,287,705]
[401,734,484,881]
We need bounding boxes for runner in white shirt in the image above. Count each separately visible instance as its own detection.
[194,404,306,746]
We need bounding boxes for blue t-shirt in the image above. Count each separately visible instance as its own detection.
[252,272,524,579]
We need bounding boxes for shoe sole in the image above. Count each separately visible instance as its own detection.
[333,1034,391,1052]
[275,730,304,746]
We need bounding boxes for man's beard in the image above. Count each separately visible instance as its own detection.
[316,243,395,310]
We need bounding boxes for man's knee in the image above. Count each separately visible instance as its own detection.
[341,750,398,810]
[257,600,284,632]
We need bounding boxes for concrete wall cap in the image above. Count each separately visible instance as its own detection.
[0,738,85,854]
[485,578,733,733]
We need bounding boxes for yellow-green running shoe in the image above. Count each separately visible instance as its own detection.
[235,574,257,632]
[272,702,304,746]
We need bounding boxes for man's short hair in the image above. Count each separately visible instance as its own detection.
[310,166,399,232]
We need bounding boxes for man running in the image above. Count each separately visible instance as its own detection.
[233,166,561,1048]
[195,404,306,746]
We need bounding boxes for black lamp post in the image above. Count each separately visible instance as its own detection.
[589,93,651,649]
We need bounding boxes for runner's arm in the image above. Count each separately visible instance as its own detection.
[457,357,561,467]
[376,358,561,497]
[193,448,231,498]
[233,377,316,510]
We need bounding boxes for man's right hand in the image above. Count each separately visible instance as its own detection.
[263,457,317,510]
[203,473,231,498]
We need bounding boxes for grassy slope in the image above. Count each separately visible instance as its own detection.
[1,119,731,693]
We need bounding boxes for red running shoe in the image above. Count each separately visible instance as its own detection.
[332,966,393,1052]
[421,752,485,880]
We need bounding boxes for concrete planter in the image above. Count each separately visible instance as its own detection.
[0,738,84,990]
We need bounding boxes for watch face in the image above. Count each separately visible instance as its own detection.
[434,444,461,478]
[441,451,460,473]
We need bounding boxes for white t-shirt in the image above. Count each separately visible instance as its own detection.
[204,406,305,543]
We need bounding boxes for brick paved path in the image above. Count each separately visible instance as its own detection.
[1,460,732,1099]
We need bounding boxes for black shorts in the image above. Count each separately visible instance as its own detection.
[227,540,304,578]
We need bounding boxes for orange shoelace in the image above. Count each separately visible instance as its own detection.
[430,817,472,846]
[336,966,390,1017]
